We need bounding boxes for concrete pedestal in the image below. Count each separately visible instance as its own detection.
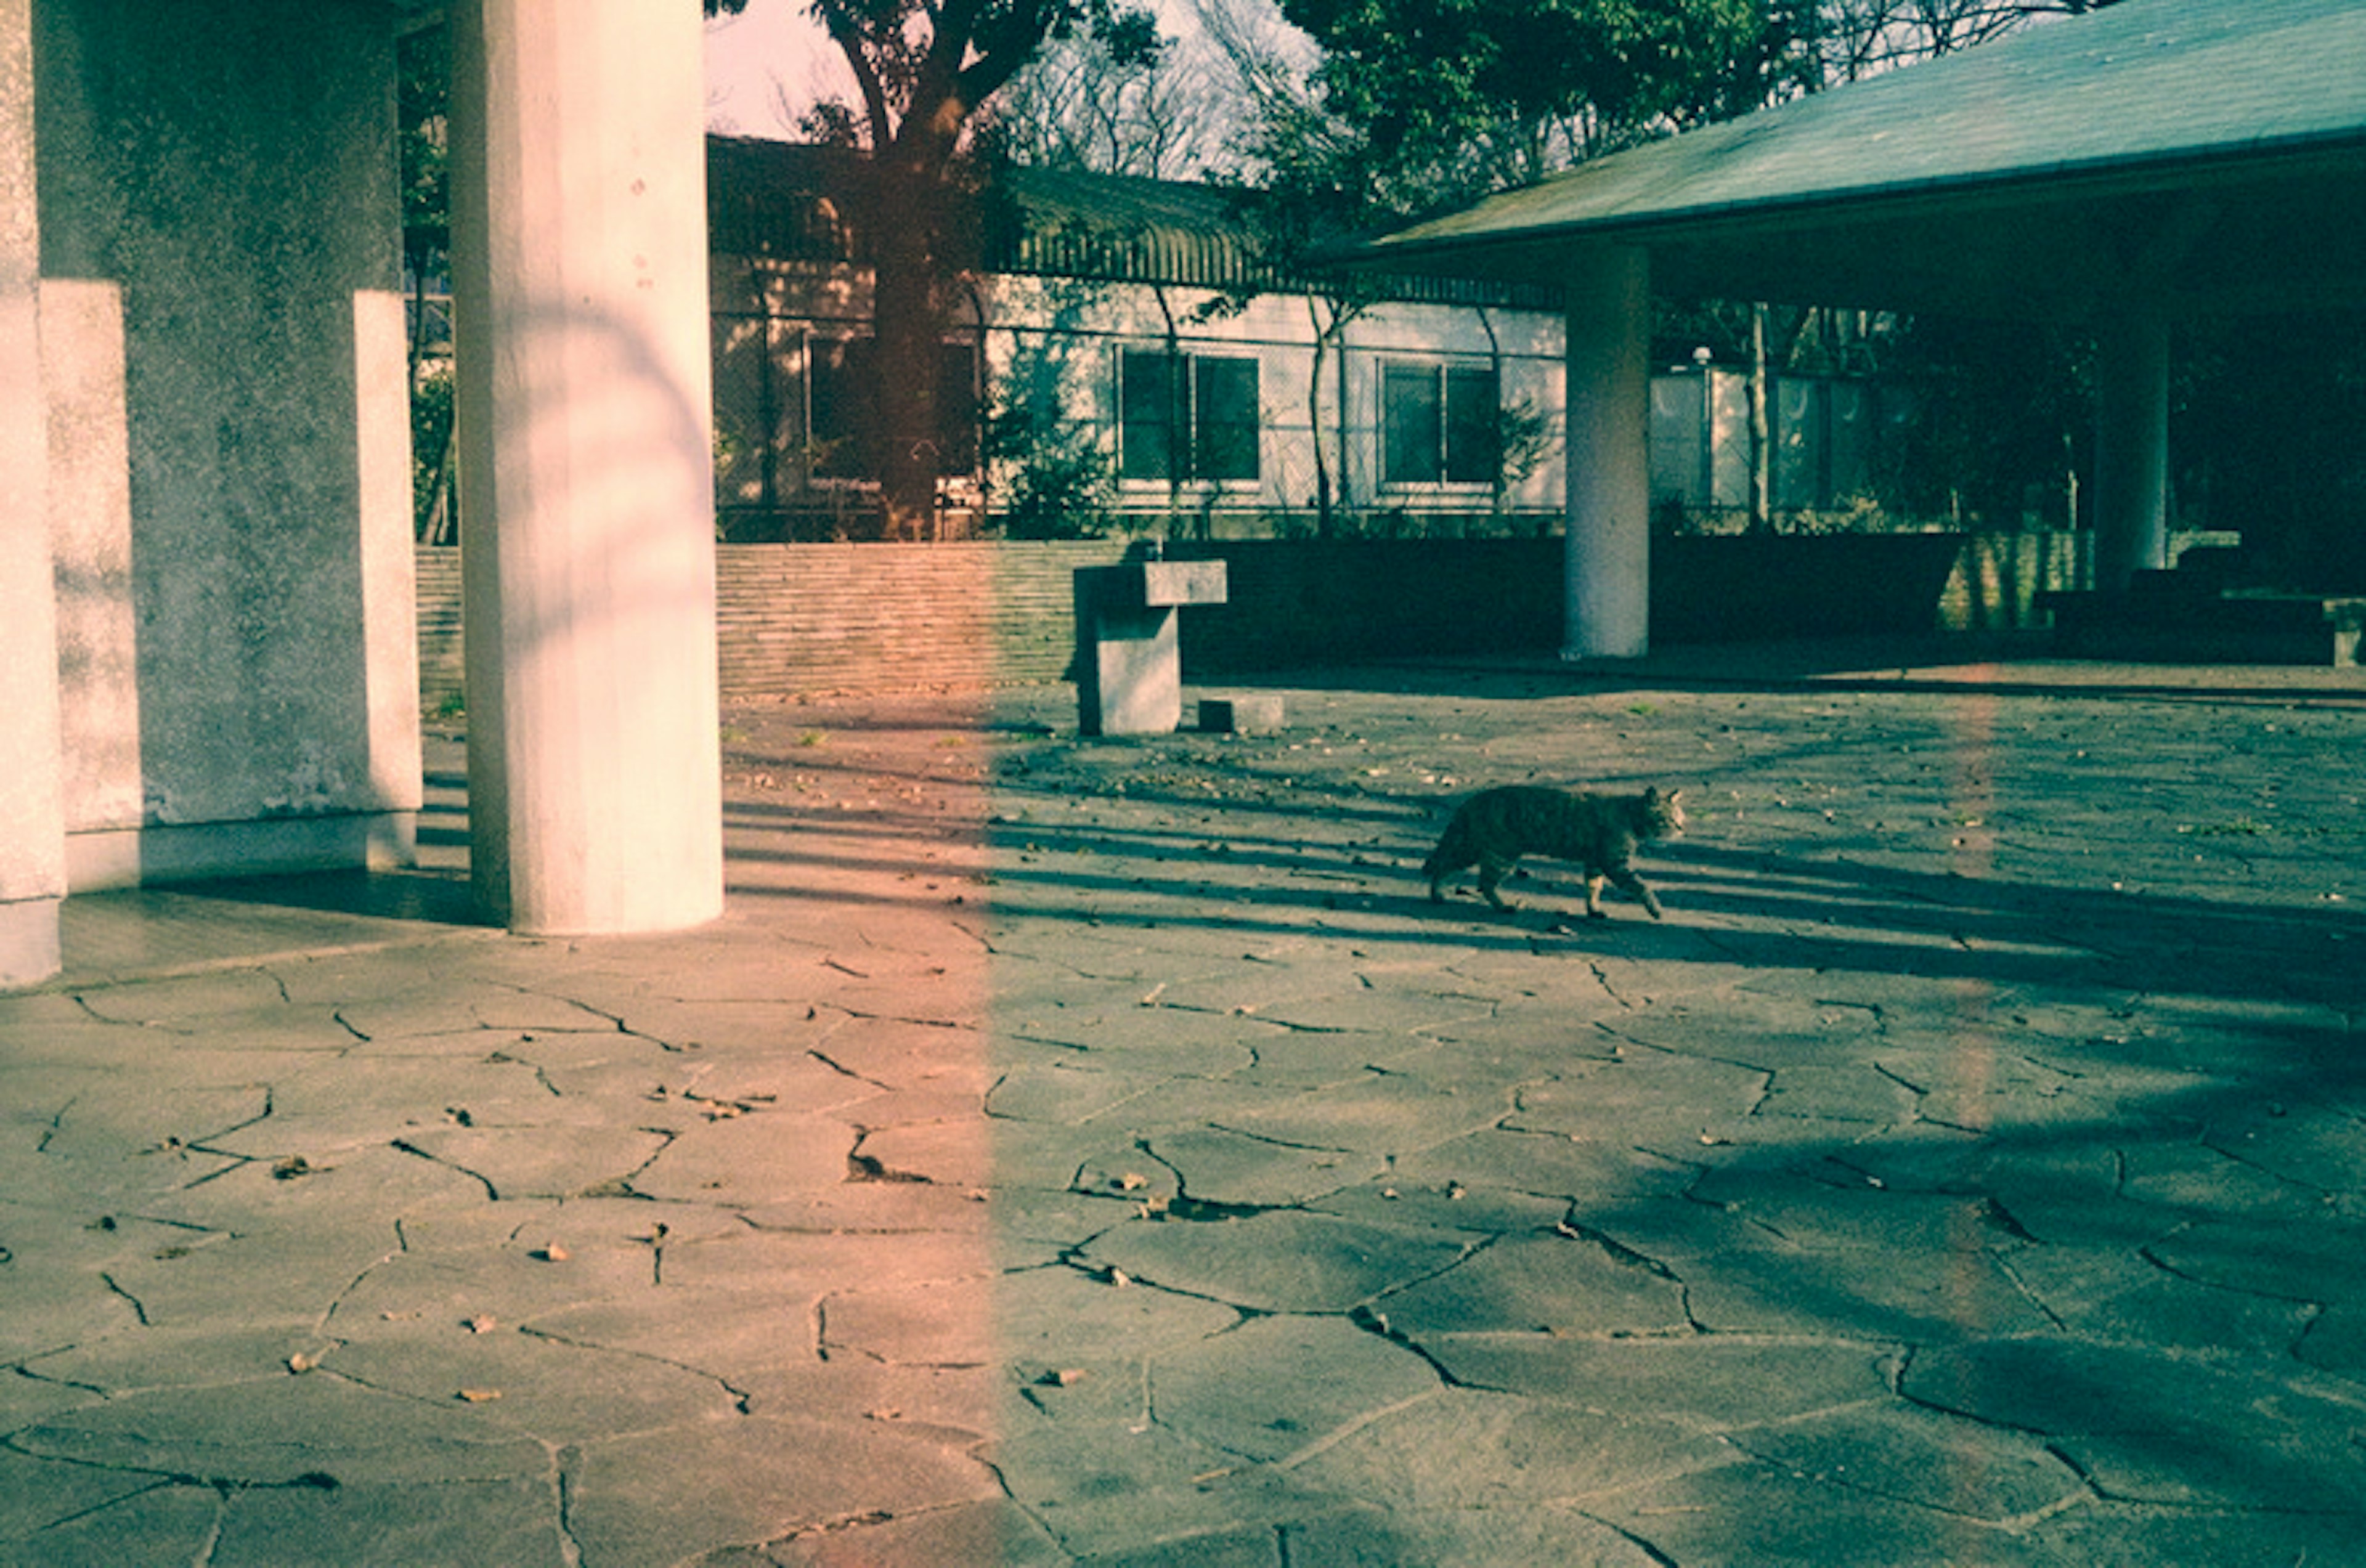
[1076,560,1228,737]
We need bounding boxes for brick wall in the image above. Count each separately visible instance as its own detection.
[418,531,2017,705]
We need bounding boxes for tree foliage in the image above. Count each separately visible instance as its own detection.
[1277,0,1768,211]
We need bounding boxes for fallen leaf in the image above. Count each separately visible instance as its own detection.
[456,1387,503,1403]
[533,1245,570,1262]
[465,1315,498,1334]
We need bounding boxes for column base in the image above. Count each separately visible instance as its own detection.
[66,811,418,892]
[0,897,63,989]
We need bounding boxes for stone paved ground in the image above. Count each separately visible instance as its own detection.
[4,643,2364,1566]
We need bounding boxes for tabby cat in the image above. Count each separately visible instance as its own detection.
[1423,784,1685,917]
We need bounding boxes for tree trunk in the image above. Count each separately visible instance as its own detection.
[869,161,947,542]
[1747,301,1773,532]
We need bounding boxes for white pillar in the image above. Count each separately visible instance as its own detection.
[1562,245,1653,659]
[2092,312,2171,593]
[0,0,66,986]
[449,0,723,933]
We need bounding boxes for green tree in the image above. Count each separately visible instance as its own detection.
[705,0,1155,540]
[1278,0,1768,213]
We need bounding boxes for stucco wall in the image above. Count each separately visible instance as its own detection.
[35,0,420,887]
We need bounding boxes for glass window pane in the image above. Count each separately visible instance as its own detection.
[810,336,878,480]
[1444,365,1500,485]
[1193,355,1259,482]
[938,340,980,476]
[1120,348,1177,482]
[1383,362,1442,484]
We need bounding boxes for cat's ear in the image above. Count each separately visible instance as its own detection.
[1667,788,1683,805]
[1643,785,1661,801]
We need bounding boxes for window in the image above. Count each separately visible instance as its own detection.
[807,335,980,482]
[1382,361,1500,486]
[1118,348,1260,484]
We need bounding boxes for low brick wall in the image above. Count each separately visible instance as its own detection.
[418,530,2029,704]
[417,542,1131,704]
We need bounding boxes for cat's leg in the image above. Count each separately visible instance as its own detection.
[1477,856,1516,910]
[1608,867,1664,919]
[1584,872,1609,919]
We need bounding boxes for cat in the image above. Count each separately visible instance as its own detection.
[1423,784,1685,917]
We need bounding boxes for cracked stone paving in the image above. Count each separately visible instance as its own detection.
[3,652,2364,1565]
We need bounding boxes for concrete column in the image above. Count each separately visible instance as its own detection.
[2092,312,2171,592]
[450,0,723,933]
[0,0,66,986]
[1562,245,1653,659]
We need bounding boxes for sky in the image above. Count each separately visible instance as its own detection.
[700,0,1305,142]
[702,4,837,139]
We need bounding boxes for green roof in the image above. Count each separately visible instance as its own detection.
[1360,0,2366,318]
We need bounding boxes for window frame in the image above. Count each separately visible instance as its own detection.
[1378,357,1502,491]
[803,330,983,490]
[1116,344,1262,488]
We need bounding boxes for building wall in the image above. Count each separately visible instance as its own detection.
[35,0,420,887]
[709,253,1567,540]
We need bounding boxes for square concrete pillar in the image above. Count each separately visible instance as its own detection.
[450,0,723,933]
[1562,245,1653,660]
[33,0,421,895]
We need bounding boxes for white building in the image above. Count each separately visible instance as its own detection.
[705,141,1568,542]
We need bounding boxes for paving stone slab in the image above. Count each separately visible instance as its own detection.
[1282,1503,1673,1567]
[1680,1239,2055,1344]
[14,1373,557,1486]
[2000,1242,2320,1353]
[1727,1399,2086,1522]
[1144,1126,1387,1209]
[1591,1447,2034,1566]
[1215,1071,1514,1156]
[0,1446,168,1541]
[206,1475,568,1568]
[0,1477,224,1568]
[820,1273,1004,1367]
[628,1110,863,1204]
[754,1497,1071,1568]
[379,1122,677,1203]
[852,1117,994,1189]
[1905,1338,2366,1509]
[1428,1332,1892,1431]
[1148,1314,1440,1466]
[564,1413,1001,1568]
[1381,1127,1697,1206]
[1285,1386,1728,1511]
[1082,1210,1473,1315]
[986,1418,1298,1550]
[1374,1231,1691,1339]
[996,1263,1245,1371]
[1304,1176,1569,1238]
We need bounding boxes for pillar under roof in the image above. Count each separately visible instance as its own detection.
[1561,245,1653,660]
[0,0,65,986]
[449,0,724,933]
